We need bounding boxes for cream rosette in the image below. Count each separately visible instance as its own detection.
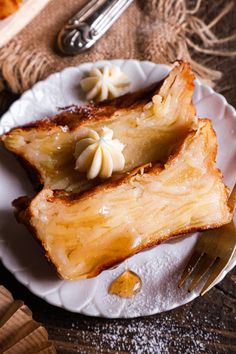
[80,65,130,102]
[74,127,125,179]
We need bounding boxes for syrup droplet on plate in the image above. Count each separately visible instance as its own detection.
[108,269,142,298]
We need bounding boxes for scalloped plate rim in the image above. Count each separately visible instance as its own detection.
[0,59,235,318]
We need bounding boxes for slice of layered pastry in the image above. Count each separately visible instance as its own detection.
[13,120,233,280]
[2,62,196,193]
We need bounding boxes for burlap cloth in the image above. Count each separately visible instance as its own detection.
[0,0,236,94]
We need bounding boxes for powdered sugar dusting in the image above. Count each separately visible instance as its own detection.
[91,235,198,318]
[65,308,224,353]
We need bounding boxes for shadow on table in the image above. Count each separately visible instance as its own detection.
[0,144,60,283]
[0,209,60,284]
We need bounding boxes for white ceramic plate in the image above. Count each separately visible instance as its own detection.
[0,60,235,318]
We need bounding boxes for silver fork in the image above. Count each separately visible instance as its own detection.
[58,0,134,55]
[178,183,236,295]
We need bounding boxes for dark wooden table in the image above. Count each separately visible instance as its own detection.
[1,1,236,353]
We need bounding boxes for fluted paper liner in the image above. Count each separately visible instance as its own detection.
[0,286,13,318]
[0,285,56,353]
[33,341,56,354]
[0,300,32,346]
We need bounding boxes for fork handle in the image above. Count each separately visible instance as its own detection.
[228,183,236,212]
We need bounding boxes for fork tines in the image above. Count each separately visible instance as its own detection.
[178,250,227,295]
[178,221,236,296]
[178,183,236,295]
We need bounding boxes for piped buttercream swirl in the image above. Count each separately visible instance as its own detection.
[74,128,125,180]
[80,65,130,102]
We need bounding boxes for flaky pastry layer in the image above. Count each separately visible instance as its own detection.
[13,120,232,280]
[2,62,196,193]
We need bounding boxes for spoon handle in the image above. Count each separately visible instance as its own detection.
[58,0,134,55]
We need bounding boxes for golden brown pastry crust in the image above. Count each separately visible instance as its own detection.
[1,62,196,193]
[1,81,161,189]
[13,120,232,280]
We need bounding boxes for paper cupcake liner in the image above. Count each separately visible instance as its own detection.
[0,286,13,318]
[0,285,56,353]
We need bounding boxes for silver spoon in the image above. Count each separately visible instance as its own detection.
[58,0,134,55]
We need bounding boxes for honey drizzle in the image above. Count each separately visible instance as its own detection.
[108,269,142,298]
